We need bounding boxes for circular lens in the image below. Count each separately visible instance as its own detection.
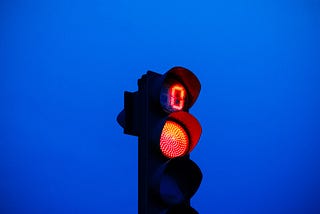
[160,120,189,158]
[160,80,187,112]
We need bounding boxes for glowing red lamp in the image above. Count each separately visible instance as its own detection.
[160,120,189,159]
[159,112,201,159]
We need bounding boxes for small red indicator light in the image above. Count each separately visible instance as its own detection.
[170,84,186,111]
[160,120,189,158]
[160,80,187,113]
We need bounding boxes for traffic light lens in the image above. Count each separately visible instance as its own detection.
[160,120,189,158]
[160,81,187,112]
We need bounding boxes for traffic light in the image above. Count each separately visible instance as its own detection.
[117,66,202,214]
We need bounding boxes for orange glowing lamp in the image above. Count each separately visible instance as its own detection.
[159,112,201,159]
[160,120,189,158]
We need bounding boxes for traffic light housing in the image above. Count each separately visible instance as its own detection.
[117,67,202,214]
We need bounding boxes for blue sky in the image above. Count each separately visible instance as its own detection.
[1,0,320,213]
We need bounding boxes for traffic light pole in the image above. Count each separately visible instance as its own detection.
[138,74,149,214]
[138,72,164,214]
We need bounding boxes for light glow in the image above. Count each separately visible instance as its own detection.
[160,120,189,158]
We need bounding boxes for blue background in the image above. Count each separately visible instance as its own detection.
[1,0,320,213]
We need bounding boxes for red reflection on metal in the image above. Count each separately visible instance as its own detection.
[169,84,186,111]
[160,120,189,159]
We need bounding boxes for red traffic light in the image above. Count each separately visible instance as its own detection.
[160,120,189,159]
[159,112,201,159]
[117,67,202,213]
